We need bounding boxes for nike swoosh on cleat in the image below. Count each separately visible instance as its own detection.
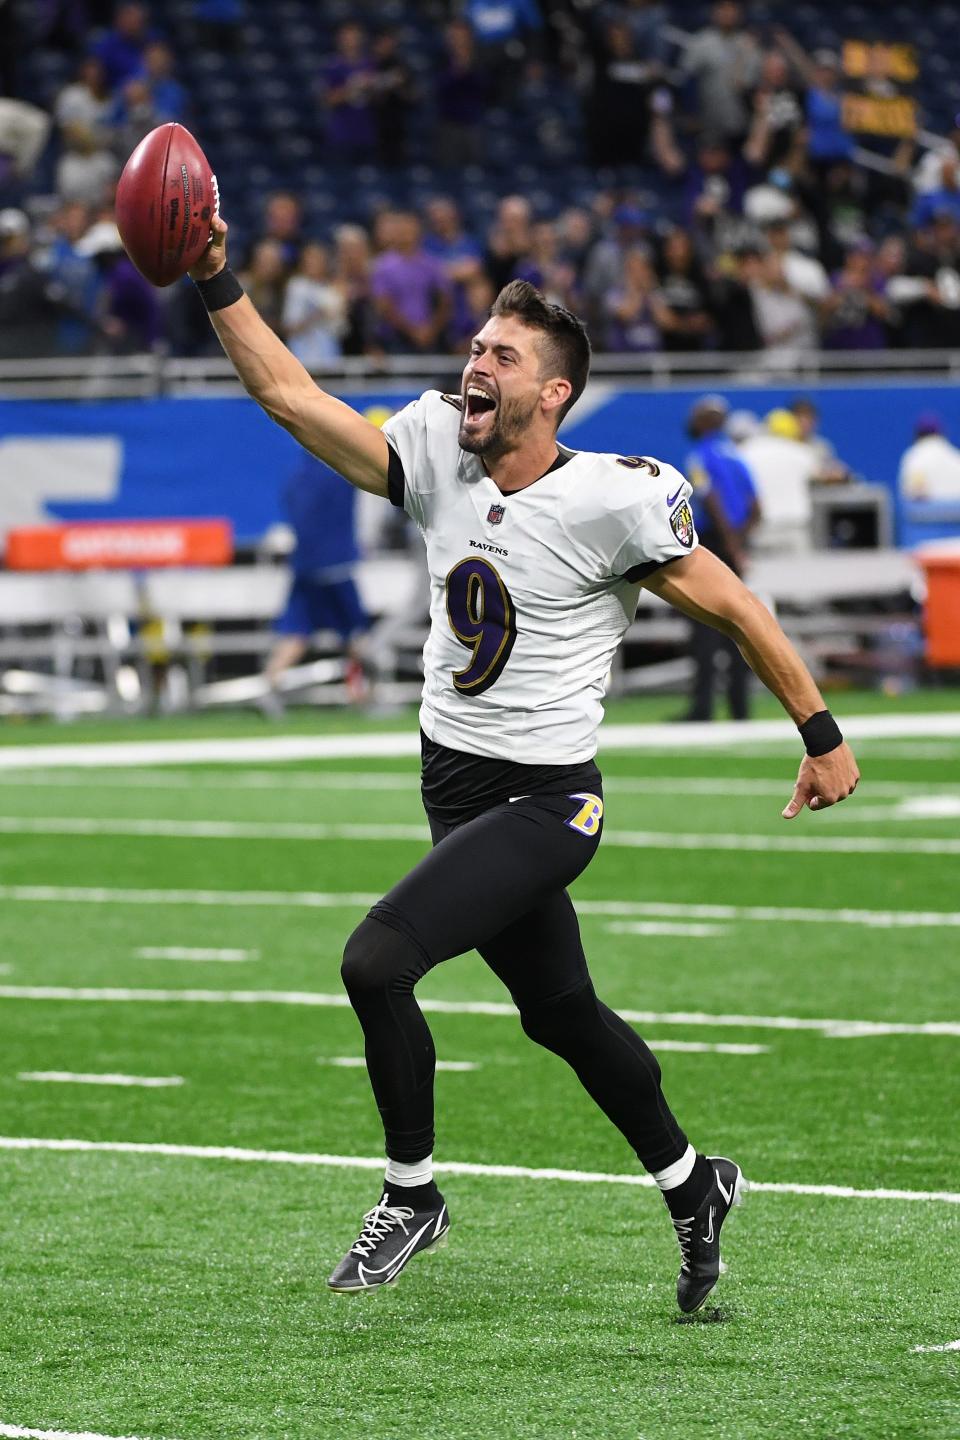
[508,796,530,803]
[702,1205,715,1244]
[716,1172,733,1205]
[356,1220,433,1285]
[666,486,684,506]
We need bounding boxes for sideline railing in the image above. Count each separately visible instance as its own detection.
[2,348,960,400]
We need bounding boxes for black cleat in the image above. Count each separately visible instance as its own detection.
[327,1191,449,1293]
[672,1156,746,1314]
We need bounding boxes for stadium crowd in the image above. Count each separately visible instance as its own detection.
[3,0,960,359]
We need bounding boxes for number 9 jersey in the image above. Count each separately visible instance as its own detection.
[382,390,699,765]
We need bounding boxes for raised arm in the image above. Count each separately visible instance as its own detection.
[189,216,389,497]
[644,547,860,817]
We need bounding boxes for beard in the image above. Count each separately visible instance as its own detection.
[458,391,540,458]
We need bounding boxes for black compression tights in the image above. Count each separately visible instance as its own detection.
[339,791,688,1173]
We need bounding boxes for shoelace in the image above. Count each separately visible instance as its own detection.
[350,1201,416,1259]
[672,1216,695,1273]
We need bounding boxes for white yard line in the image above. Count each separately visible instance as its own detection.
[606,921,729,938]
[3,883,960,931]
[320,1056,479,1071]
[0,712,958,770]
[0,985,955,1038]
[643,1040,769,1054]
[0,1135,956,1204]
[134,947,258,962]
[0,1424,174,1440]
[912,1339,960,1353]
[18,1072,184,1088]
[2,814,959,855]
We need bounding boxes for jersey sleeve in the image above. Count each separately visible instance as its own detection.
[381,393,431,526]
[610,461,699,582]
[380,390,460,530]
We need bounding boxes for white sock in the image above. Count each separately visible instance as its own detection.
[384,1154,433,1188]
[652,1143,696,1192]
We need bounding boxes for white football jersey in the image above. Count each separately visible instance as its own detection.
[383,390,698,764]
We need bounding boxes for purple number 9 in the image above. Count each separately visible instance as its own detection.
[444,556,517,694]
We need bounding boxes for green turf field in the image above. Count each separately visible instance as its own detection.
[0,700,958,1440]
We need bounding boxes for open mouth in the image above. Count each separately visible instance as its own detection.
[464,384,498,422]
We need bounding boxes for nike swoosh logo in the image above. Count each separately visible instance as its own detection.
[716,1172,733,1205]
[666,486,684,506]
[508,795,530,803]
[703,1205,715,1244]
[356,1219,433,1285]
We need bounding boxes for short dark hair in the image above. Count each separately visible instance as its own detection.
[490,279,591,424]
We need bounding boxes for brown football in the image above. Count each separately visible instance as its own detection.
[115,122,217,287]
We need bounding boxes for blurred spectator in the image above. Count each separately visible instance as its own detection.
[585,20,660,168]
[434,20,492,168]
[742,48,804,170]
[803,50,855,173]
[602,246,663,352]
[371,29,416,168]
[260,191,303,268]
[55,121,119,205]
[140,40,187,122]
[320,22,377,162]
[709,241,762,350]
[423,196,483,342]
[54,56,113,136]
[371,210,452,354]
[739,407,818,551]
[0,98,51,188]
[912,154,960,230]
[556,207,594,283]
[821,244,891,351]
[264,453,371,712]
[683,393,758,719]
[582,205,651,329]
[37,200,98,352]
[516,220,578,308]
[333,223,374,356]
[608,0,669,64]
[683,136,752,255]
[898,413,960,502]
[891,212,960,348]
[110,75,159,159]
[761,215,829,303]
[240,239,287,334]
[0,207,91,358]
[282,242,346,368]
[93,2,152,90]
[680,1,761,144]
[79,218,161,352]
[913,126,960,197]
[450,268,496,347]
[790,396,850,484]
[485,194,534,292]
[748,251,817,358]
[655,228,713,351]
[423,196,483,274]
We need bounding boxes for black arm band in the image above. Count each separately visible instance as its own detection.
[798,709,843,757]
[193,267,244,312]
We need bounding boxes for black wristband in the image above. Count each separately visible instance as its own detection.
[193,266,244,312]
[798,709,843,757]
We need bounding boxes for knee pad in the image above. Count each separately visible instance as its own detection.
[341,914,431,999]
[518,981,599,1054]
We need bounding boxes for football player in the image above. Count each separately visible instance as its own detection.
[189,216,859,1313]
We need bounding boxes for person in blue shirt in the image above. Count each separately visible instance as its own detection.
[683,394,760,721]
[264,452,371,708]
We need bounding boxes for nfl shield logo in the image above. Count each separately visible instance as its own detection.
[487,503,505,525]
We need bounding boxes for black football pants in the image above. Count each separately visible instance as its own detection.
[340,787,689,1173]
